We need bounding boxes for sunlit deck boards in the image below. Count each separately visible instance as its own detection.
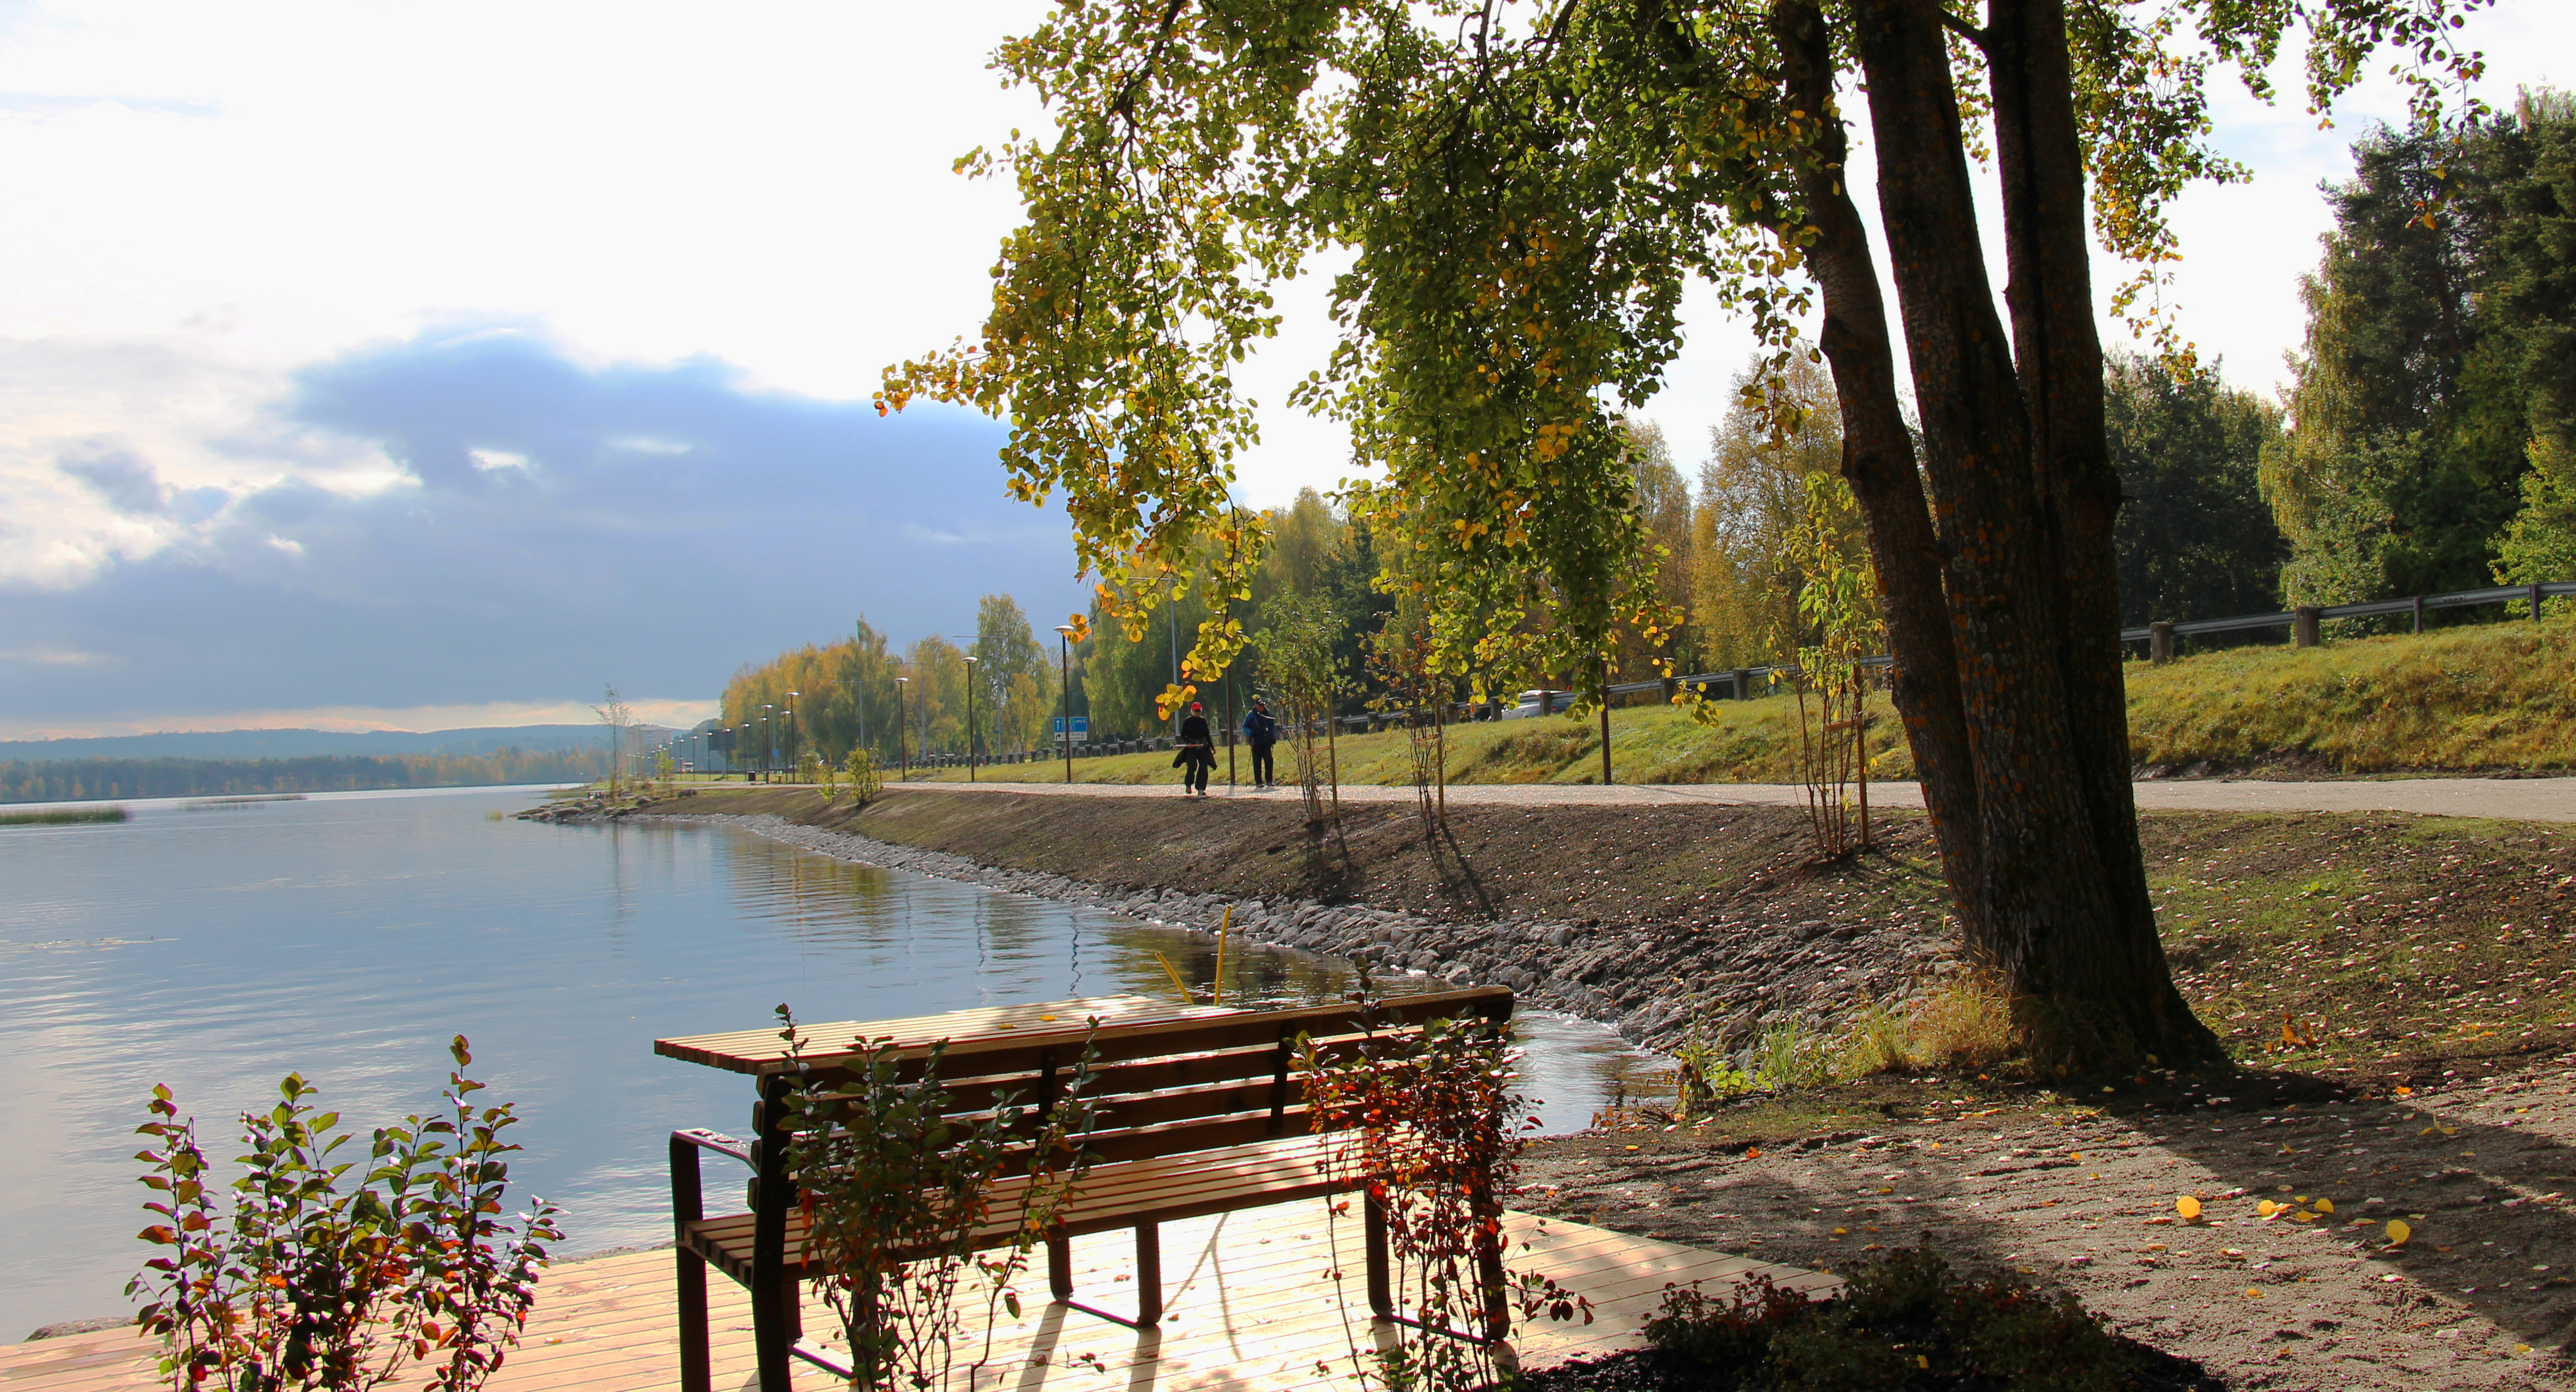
[0,1202,1836,1392]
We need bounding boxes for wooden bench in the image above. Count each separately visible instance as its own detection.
[659,985,1514,1392]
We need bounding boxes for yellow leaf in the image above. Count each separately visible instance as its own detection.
[2244,1287,2265,1299]
[2314,1198,2334,1215]
[2255,1200,2280,1217]
[2387,1220,2412,1246]
[2177,1196,2202,1221]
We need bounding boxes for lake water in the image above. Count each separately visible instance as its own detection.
[0,785,1659,1342]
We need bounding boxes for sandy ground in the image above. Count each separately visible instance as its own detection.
[1518,1059,2576,1390]
[901,776,2576,824]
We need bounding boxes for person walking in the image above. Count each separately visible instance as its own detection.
[1242,697,1278,789]
[1175,701,1216,797]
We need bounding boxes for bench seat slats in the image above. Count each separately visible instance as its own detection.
[680,1133,1362,1286]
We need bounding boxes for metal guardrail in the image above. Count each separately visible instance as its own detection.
[2117,581,2572,642]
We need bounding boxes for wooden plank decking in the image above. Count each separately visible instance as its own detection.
[0,1202,1837,1392]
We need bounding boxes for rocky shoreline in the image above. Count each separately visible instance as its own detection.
[612,809,1964,1057]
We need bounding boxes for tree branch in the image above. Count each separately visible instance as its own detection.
[1934,7,1989,53]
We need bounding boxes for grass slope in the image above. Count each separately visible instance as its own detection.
[933,615,2574,787]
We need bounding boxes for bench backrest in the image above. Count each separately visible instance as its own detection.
[786,985,1513,1170]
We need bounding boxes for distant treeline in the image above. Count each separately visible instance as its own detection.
[0,749,609,804]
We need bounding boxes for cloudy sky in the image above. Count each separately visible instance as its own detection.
[0,2,2565,738]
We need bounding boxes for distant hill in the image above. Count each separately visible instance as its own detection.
[0,724,675,764]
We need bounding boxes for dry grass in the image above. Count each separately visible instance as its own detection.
[1901,972,2016,1071]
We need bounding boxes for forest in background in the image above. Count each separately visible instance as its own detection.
[0,749,609,804]
[719,102,2575,766]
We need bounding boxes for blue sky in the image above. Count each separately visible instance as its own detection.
[0,1,2565,736]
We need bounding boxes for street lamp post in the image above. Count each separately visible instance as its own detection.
[962,654,980,784]
[894,677,909,782]
[786,691,800,781]
[1054,624,1077,785]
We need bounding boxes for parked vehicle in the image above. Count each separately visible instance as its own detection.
[1498,690,1578,720]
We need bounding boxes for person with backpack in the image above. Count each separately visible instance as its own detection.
[1241,698,1278,789]
[1174,701,1216,796]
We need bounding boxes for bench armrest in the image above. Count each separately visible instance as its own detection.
[673,1127,754,1167]
[671,1127,758,1233]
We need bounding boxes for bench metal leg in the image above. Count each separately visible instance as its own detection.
[676,1246,713,1392]
[1364,1190,1394,1318]
[1134,1222,1163,1325]
[1046,1225,1165,1328]
[751,1274,797,1392]
[1048,1232,1073,1301]
[1476,1224,1508,1343]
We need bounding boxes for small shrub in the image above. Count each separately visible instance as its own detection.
[1629,1245,2189,1392]
[1643,1274,1818,1387]
[1764,1319,1916,1390]
[1301,977,1591,1392]
[1945,1277,2132,1392]
[128,1037,560,1392]
[845,747,885,805]
[1671,1038,1754,1116]
[1907,972,2016,1070]
[778,1007,1101,1392]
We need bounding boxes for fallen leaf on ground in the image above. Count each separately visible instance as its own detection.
[2177,1196,2202,1221]
[2387,1220,2413,1246]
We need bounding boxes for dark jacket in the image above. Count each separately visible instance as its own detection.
[1243,708,1278,745]
[1174,713,1215,768]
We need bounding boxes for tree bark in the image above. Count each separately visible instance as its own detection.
[1845,0,2215,1065]
[1985,0,2214,1059]
[1768,0,1985,941]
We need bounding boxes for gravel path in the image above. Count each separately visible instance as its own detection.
[893,776,2576,823]
[1522,1063,2576,1389]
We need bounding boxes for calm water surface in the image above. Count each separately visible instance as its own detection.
[0,786,1657,1341]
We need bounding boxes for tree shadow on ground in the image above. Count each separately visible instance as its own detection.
[2105,1065,2576,1350]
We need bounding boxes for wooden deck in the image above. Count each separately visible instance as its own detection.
[0,1202,1836,1391]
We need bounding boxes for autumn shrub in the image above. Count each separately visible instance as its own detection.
[128,1037,561,1392]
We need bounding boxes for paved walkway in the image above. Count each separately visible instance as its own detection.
[899,775,2576,823]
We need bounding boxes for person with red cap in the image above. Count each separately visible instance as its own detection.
[1174,700,1215,796]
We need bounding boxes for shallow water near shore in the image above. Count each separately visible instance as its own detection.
[0,784,1655,1342]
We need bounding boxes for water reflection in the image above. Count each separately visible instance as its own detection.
[0,790,1661,1343]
